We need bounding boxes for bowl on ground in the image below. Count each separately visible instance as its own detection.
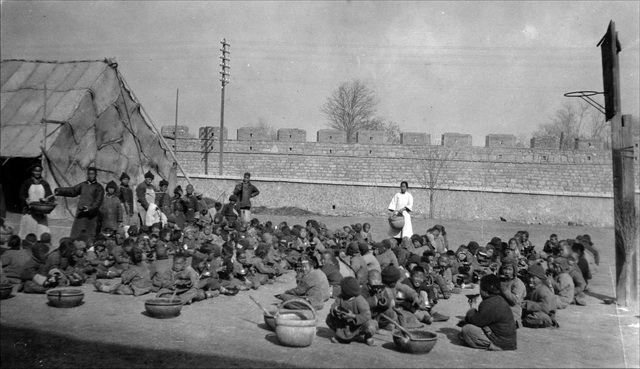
[144,298,183,318]
[392,330,438,354]
[46,288,84,308]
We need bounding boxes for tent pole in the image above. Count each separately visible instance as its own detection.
[117,71,192,186]
[42,83,47,168]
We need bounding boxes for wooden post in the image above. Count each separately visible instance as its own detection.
[600,21,638,305]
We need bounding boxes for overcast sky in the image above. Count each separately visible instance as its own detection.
[2,1,638,145]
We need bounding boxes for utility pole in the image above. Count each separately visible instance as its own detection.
[174,88,179,157]
[219,39,230,175]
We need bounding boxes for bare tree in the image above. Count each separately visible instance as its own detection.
[535,101,609,149]
[369,118,402,144]
[250,117,278,141]
[413,145,457,218]
[321,79,379,143]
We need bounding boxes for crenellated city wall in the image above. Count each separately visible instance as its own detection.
[161,126,639,226]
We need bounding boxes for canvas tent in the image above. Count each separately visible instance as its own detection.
[1,59,177,219]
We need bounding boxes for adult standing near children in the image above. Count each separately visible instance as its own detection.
[233,172,260,223]
[388,181,413,241]
[136,171,157,226]
[55,166,104,241]
[19,163,53,239]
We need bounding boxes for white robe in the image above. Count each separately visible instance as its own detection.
[19,183,50,239]
[388,192,414,238]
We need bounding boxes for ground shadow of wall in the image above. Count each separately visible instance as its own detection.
[1,324,297,368]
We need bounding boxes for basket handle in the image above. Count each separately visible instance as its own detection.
[275,298,317,321]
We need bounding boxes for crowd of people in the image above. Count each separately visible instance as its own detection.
[0,168,601,351]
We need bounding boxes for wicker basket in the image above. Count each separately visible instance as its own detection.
[274,299,317,347]
[388,214,405,229]
[29,202,58,215]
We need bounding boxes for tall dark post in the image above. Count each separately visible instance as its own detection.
[219,39,230,175]
[599,20,637,305]
[174,88,179,157]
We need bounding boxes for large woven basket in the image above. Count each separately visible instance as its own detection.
[274,299,317,347]
[388,215,405,229]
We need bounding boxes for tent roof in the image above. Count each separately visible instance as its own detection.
[1,59,117,157]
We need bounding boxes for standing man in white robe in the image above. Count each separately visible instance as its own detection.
[388,181,414,241]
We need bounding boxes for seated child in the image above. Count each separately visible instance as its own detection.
[155,254,203,305]
[1,235,30,286]
[498,258,526,328]
[360,269,397,330]
[277,256,330,310]
[548,257,574,310]
[20,242,61,293]
[399,266,450,324]
[521,264,558,328]
[326,276,378,346]
[149,244,173,291]
[87,239,120,279]
[566,256,587,306]
[458,274,517,351]
[94,247,152,296]
[111,237,134,272]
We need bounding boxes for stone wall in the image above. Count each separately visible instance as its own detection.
[162,125,639,226]
[486,134,516,148]
[356,130,386,144]
[401,132,430,146]
[175,176,619,227]
[442,133,473,147]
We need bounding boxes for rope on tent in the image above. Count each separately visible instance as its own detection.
[113,66,193,186]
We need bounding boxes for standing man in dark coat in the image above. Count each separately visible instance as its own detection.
[55,167,104,242]
[233,172,260,223]
[155,179,172,219]
[136,171,157,226]
[118,173,134,226]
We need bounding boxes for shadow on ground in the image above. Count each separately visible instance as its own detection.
[1,324,297,368]
[585,290,615,301]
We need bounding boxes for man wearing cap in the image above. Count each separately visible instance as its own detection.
[118,173,134,226]
[221,195,240,224]
[183,184,200,225]
[19,163,53,239]
[135,171,158,226]
[171,186,187,229]
[55,167,105,242]
[233,172,260,223]
[521,264,558,328]
[99,181,123,233]
[155,179,172,219]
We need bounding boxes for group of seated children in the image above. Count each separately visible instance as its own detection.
[1,214,598,350]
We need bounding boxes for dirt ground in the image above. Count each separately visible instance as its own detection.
[1,212,639,368]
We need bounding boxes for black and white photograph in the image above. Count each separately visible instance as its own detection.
[0,1,638,368]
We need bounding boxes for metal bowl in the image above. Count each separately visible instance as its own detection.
[29,202,58,215]
[144,298,182,319]
[46,288,84,308]
[1,284,13,299]
[392,330,438,354]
